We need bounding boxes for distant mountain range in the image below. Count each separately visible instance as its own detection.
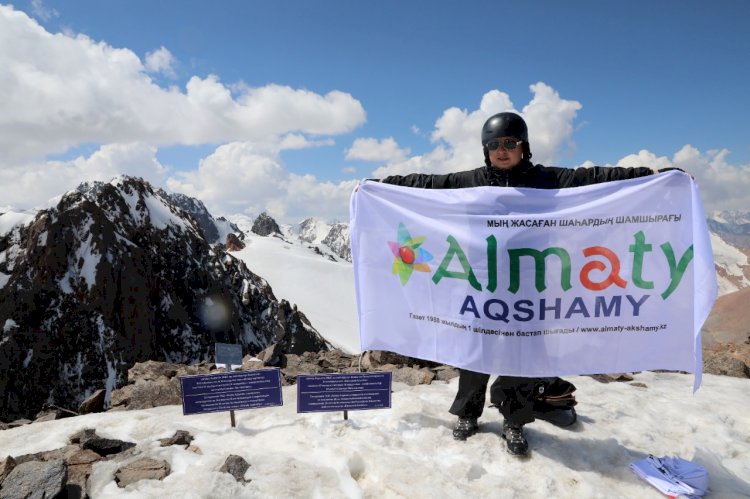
[706,211,750,295]
[76,181,748,295]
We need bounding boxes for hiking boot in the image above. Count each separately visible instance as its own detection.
[452,416,478,441]
[501,421,529,456]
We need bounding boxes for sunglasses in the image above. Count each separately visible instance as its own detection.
[486,139,523,151]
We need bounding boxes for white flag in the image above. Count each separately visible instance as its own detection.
[350,171,717,389]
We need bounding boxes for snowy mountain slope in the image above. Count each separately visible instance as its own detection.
[710,232,750,295]
[283,217,352,262]
[709,210,750,248]
[232,232,359,353]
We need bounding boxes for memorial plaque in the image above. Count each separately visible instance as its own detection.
[215,342,243,367]
[297,372,392,413]
[180,368,282,415]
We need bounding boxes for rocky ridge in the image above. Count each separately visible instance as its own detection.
[283,217,351,262]
[0,176,330,421]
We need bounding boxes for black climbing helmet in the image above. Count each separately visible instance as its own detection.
[481,112,532,161]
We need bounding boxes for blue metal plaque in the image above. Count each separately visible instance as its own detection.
[296,372,392,413]
[180,368,282,415]
[215,342,243,366]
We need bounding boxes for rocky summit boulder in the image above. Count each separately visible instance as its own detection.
[251,212,282,237]
[115,457,170,488]
[0,459,67,499]
[0,176,330,421]
[225,232,245,251]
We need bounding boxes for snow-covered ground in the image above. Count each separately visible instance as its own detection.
[233,232,360,353]
[1,372,748,498]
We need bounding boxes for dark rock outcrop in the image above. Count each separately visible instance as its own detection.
[251,212,282,237]
[0,176,330,421]
[81,437,136,457]
[109,361,213,410]
[158,190,221,243]
[225,233,245,251]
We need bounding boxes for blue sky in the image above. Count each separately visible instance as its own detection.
[2,0,749,221]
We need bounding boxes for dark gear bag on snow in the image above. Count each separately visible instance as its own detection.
[532,377,578,427]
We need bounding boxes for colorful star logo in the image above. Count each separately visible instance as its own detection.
[387,223,433,285]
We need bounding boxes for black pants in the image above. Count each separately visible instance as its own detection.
[448,369,537,426]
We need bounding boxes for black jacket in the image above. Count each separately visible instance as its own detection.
[381,160,654,189]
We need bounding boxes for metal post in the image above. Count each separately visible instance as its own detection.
[226,364,236,428]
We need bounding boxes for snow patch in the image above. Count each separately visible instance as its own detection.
[242,323,257,345]
[59,218,101,292]
[61,352,85,387]
[0,210,34,237]
[78,232,101,291]
[0,272,9,290]
[161,294,174,310]
[3,319,17,333]
[22,349,33,368]
[118,186,145,226]
[214,217,240,244]
[711,234,748,277]
[143,193,189,231]
[104,357,118,406]
[234,232,359,352]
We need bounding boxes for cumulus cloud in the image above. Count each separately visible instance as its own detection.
[580,145,750,214]
[345,137,409,162]
[144,46,177,78]
[165,142,356,223]
[0,5,366,164]
[278,134,334,151]
[615,150,673,171]
[0,143,167,209]
[372,84,581,179]
[670,146,750,213]
[522,82,582,162]
[2,4,746,223]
